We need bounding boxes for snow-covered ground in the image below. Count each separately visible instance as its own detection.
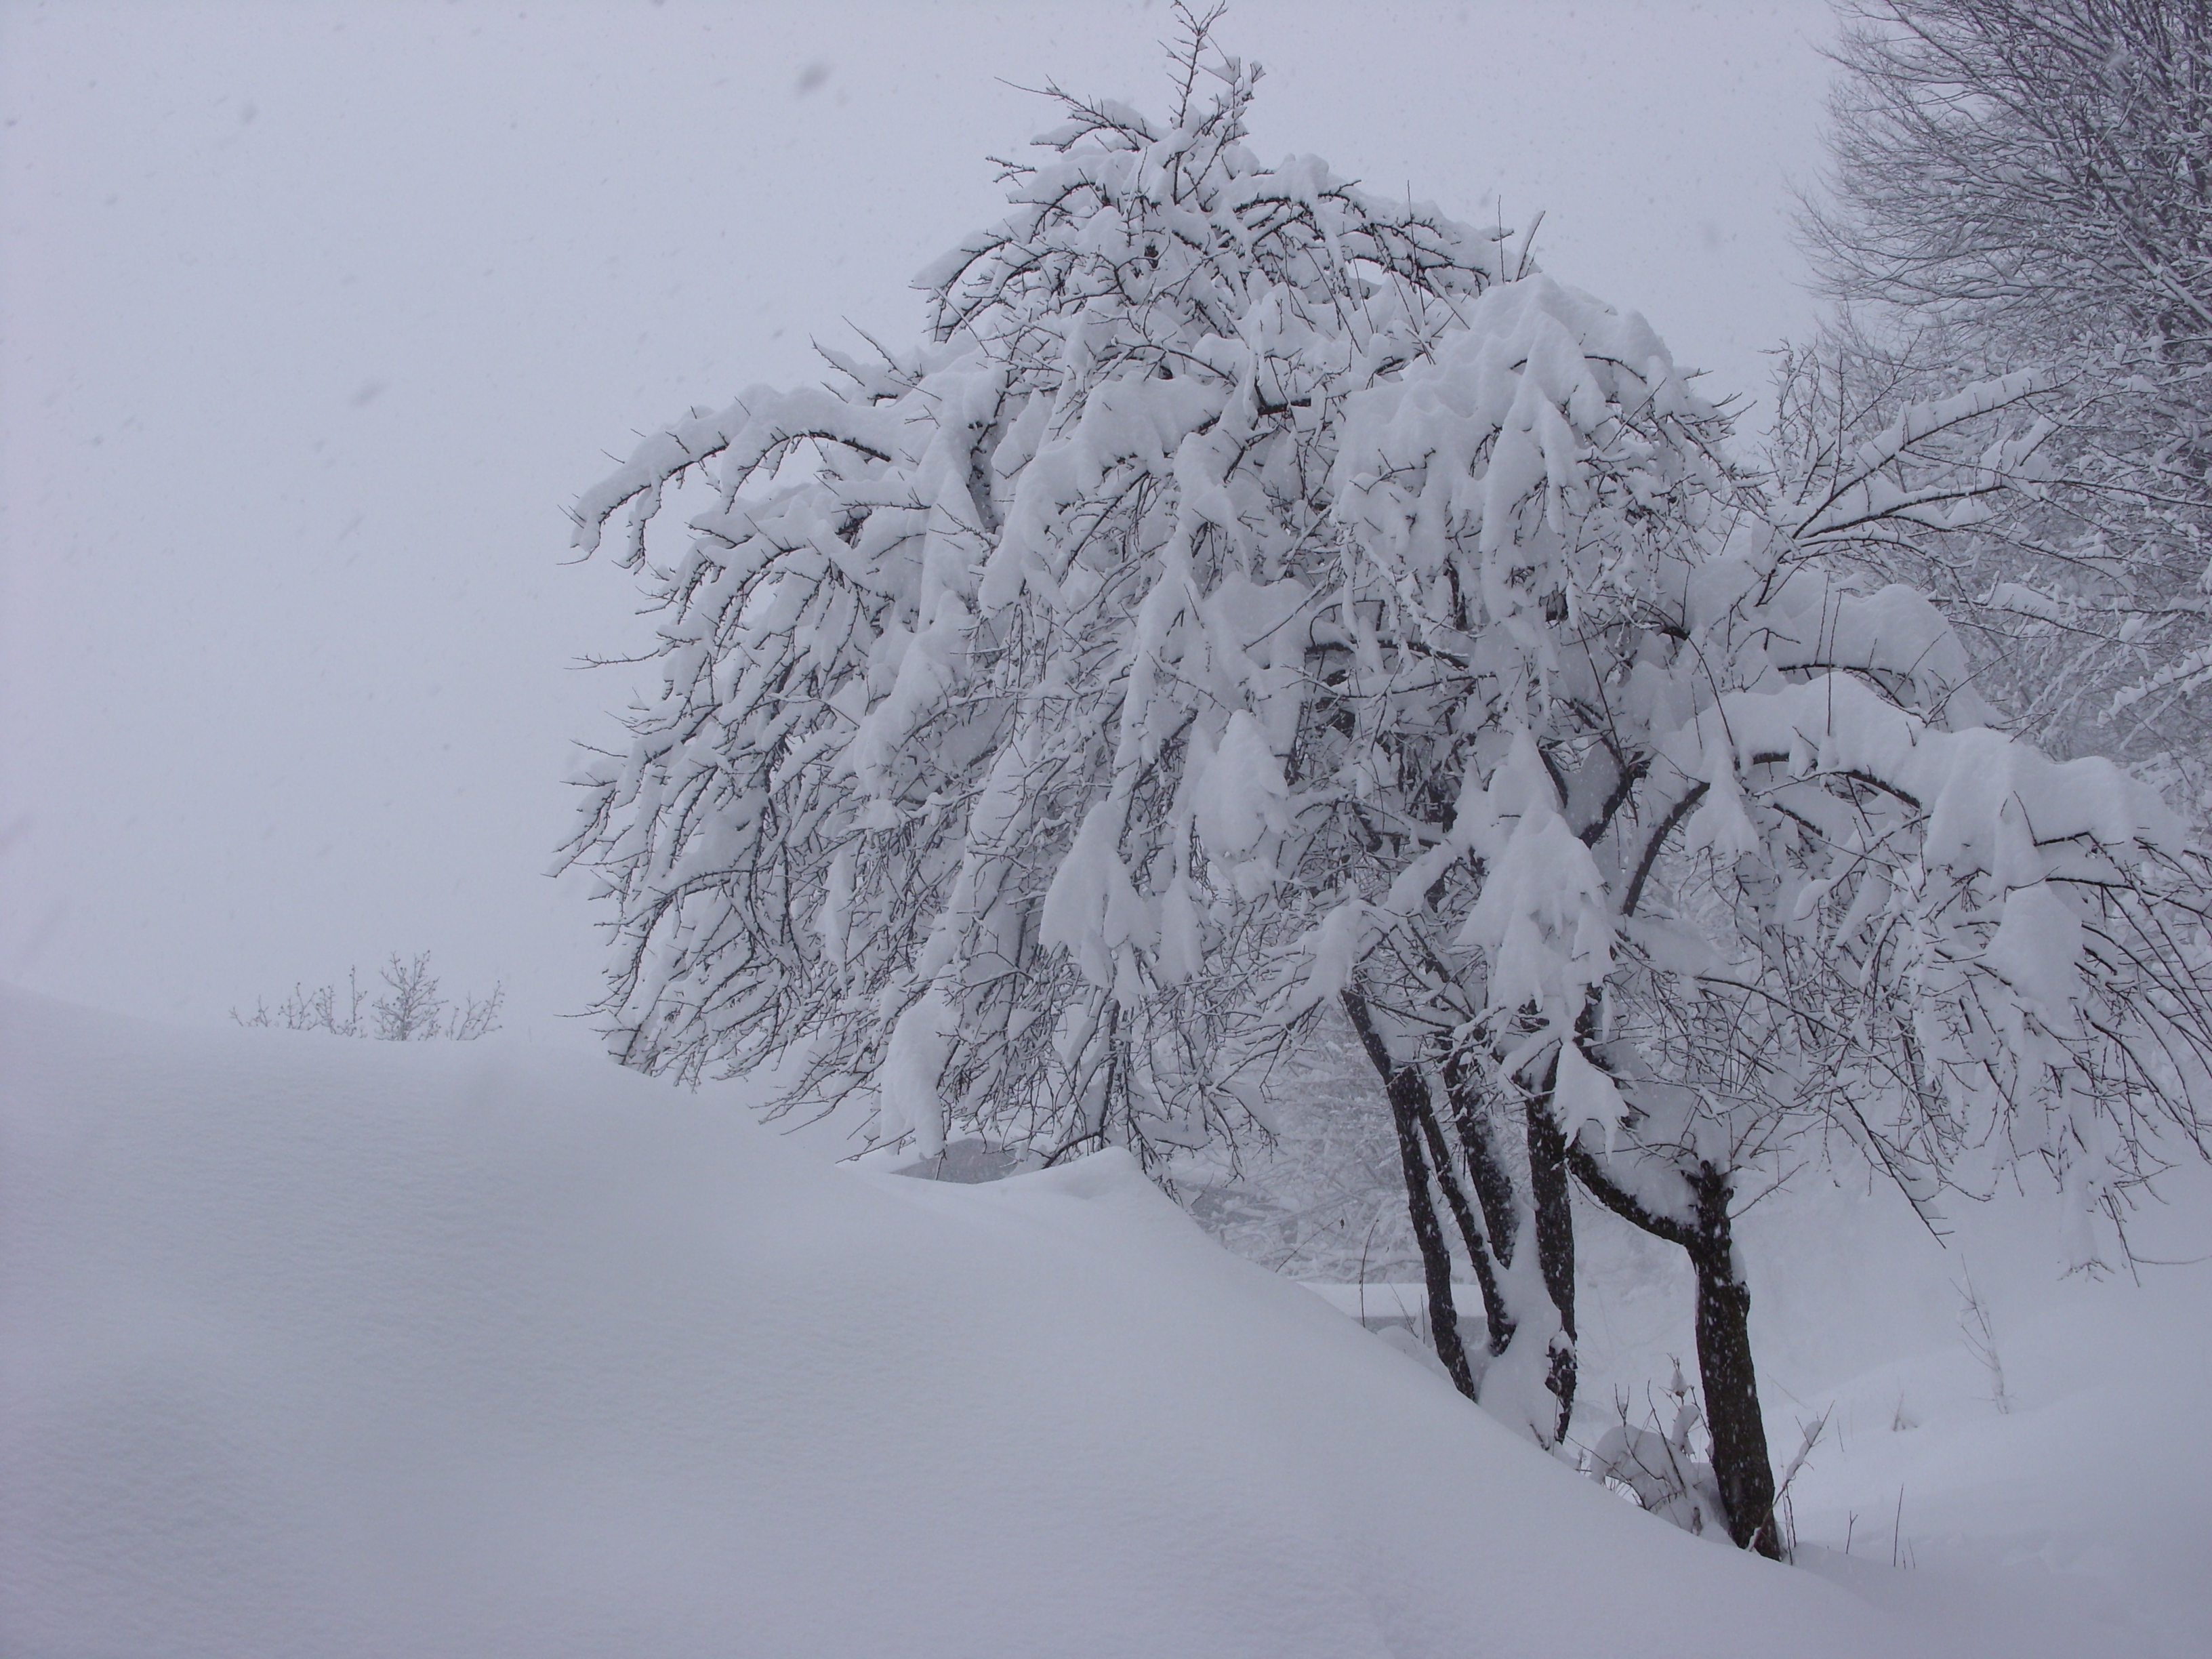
[1742,1176,2212,1658]
[3,988,2204,1656]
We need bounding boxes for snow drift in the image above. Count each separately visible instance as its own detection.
[0,988,1910,1658]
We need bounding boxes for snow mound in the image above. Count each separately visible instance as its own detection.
[1,989,1911,1658]
[1763,1185,2212,1659]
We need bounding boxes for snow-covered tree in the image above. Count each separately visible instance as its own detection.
[560,11,1500,1169]
[1281,279,2212,1544]
[565,9,2212,1559]
[1793,0,2212,773]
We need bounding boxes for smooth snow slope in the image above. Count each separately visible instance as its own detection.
[0,989,1912,1658]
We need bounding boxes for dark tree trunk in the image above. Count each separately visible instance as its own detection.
[1521,1085,1578,1442]
[1389,1081,1479,1399]
[1568,1132,1782,1558]
[1441,1053,1521,1267]
[1406,1097,1513,1353]
[1443,1048,1578,1439]
[1438,1053,1521,1360]
[1689,1168,1780,1559]
[1412,1097,1511,1355]
[1341,990,1477,1399]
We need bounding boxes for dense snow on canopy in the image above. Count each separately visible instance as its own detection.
[556,32,2212,1555]
[4,989,2207,1656]
[564,46,2212,1261]
[560,54,1513,1162]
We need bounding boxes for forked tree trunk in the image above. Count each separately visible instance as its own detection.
[1442,1050,1579,1441]
[1338,991,1580,1440]
[1569,1134,1782,1559]
[1441,1052,1520,1265]
[1412,1099,1511,1356]
[1341,990,1477,1399]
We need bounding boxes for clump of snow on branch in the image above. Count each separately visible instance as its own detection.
[560,26,1504,1168]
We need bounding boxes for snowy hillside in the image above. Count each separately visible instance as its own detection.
[3,987,2204,1656]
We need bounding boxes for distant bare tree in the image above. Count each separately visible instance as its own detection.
[1792,0,2212,772]
[234,952,504,1042]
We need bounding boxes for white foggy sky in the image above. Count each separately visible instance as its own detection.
[1,0,1836,1041]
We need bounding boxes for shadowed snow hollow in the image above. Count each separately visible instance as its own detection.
[0,989,1911,1658]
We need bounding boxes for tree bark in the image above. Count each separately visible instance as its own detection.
[1439,1054,1522,1360]
[1689,1168,1780,1559]
[1441,1052,1520,1268]
[1412,1097,1511,1355]
[1566,1130,1782,1558]
[1341,990,1477,1399]
[1522,1086,1578,1443]
[1443,1048,1578,1438]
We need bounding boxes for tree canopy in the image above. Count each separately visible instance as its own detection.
[565,8,2212,1555]
[563,33,1502,1166]
[1795,0,2212,767]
